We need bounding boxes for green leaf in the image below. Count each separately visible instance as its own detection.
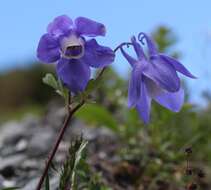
[45,172,50,190]
[59,137,88,190]
[50,161,58,173]
[74,140,88,170]
[42,73,58,89]
[42,73,69,102]
[1,188,20,190]
[83,77,102,97]
[71,139,88,189]
[84,79,97,95]
[75,104,119,132]
[57,78,69,102]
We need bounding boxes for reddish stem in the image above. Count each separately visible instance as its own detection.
[36,101,85,190]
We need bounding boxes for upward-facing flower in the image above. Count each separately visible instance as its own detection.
[37,15,115,93]
[120,33,196,124]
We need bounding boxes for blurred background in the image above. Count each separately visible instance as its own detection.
[1,0,211,189]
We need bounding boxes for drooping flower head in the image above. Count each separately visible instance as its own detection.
[120,33,196,124]
[37,15,115,93]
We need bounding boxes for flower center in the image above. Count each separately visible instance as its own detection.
[65,45,83,57]
[61,34,85,59]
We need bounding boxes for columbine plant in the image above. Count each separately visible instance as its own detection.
[120,33,196,123]
[35,15,195,189]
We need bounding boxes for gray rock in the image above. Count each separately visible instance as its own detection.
[15,139,28,152]
[0,116,40,146]
[0,175,4,188]
[22,177,39,190]
[0,155,26,171]
[21,115,40,128]
[2,179,16,188]
[27,127,55,157]
[0,165,15,178]
[0,139,28,157]
[44,107,66,130]
[0,122,26,146]
[21,159,43,170]
[50,175,59,190]
[0,146,17,157]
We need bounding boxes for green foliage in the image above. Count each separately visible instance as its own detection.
[58,136,112,190]
[42,73,58,90]
[76,104,119,132]
[45,172,50,190]
[42,73,69,102]
[83,77,102,95]
[0,64,54,122]
[152,26,178,55]
[0,188,20,190]
[59,136,88,190]
[76,159,111,190]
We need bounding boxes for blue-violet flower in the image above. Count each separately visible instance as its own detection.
[37,15,115,93]
[120,33,196,123]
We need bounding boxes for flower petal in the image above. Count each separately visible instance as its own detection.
[159,54,197,78]
[131,36,146,60]
[138,32,158,55]
[144,76,162,97]
[47,15,73,37]
[154,87,184,112]
[82,39,115,68]
[120,46,137,67]
[56,58,91,93]
[136,80,152,124]
[128,68,142,108]
[75,17,106,37]
[143,55,180,92]
[37,33,60,63]
[145,77,184,112]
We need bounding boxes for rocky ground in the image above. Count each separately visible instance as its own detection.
[0,105,210,190]
[0,105,123,190]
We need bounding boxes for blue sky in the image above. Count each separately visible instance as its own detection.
[0,0,211,104]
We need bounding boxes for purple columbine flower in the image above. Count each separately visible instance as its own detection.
[120,33,196,124]
[37,15,115,93]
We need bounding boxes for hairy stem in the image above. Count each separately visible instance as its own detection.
[36,100,85,190]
